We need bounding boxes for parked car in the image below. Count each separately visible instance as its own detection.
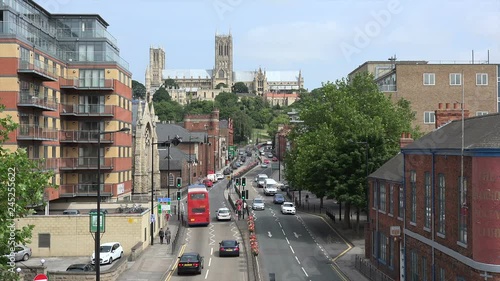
[267,153,273,158]
[273,194,285,204]
[223,168,231,175]
[203,179,213,188]
[272,157,278,162]
[63,209,80,215]
[178,252,204,275]
[260,163,268,168]
[3,245,31,261]
[281,202,296,215]
[216,173,224,180]
[219,240,240,257]
[66,263,95,272]
[216,207,231,221]
[89,209,108,214]
[252,198,265,210]
[264,159,270,164]
[91,242,123,265]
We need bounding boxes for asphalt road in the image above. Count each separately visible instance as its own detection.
[247,165,350,281]
[167,177,247,281]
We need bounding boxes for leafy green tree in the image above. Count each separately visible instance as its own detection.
[184,100,215,115]
[215,83,228,89]
[214,91,239,120]
[132,80,146,100]
[267,113,290,137]
[153,86,171,102]
[164,78,179,89]
[0,105,55,280]
[154,101,184,122]
[231,82,249,93]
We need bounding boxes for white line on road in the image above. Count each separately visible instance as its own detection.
[293,232,301,239]
[256,257,262,281]
[289,245,295,254]
[301,267,309,277]
[209,257,212,266]
[285,237,290,244]
[278,222,282,228]
[210,248,213,255]
[295,256,301,264]
[268,231,272,238]
[282,229,285,235]
[205,269,209,279]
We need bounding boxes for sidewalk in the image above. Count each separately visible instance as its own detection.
[117,216,182,281]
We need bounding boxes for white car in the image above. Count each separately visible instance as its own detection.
[216,173,224,180]
[91,242,123,265]
[252,198,265,210]
[281,202,296,215]
[216,207,231,221]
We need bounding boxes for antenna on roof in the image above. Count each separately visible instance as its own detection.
[388,55,397,61]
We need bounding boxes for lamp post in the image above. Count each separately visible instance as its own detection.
[150,135,182,246]
[278,136,281,182]
[95,127,129,281]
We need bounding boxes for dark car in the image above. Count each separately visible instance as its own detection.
[66,263,95,272]
[219,240,240,257]
[178,252,204,275]
[223,168,231,175]
[273,194,285,204]
[89,209,108,214]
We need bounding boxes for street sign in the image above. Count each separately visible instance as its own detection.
[89,212,105,233]
[34,274,48,281]
[150,214,155,223]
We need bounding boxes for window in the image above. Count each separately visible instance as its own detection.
[79,69,105,88]
[389,184,394,215]
[389,238,394,267]
[398,186,404,219]
[410,171,417,223]
[476,111,488,116]
[411,250,419,281]
[373,181,378,208]
[39,233,50,248]
[450,73,462,85]
[438,174,446,234]
[438,267,445,281]
[424,172,431,229]
[379,182,386,212]
[190,193,206,200]
[379,233,387,263]
[423,73,435,85]
[422,257,427,281]
[458,177,468,244]
[424,112,435,124]
[476,73,488,85]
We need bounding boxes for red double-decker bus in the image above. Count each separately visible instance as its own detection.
[187,184,210,226]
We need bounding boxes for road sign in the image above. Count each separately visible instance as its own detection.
[89,212,105,233]
[150,214,155,223]
[34,274,48,281]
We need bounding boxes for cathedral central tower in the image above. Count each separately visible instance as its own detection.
[213,33,233,87]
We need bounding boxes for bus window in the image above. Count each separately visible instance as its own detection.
[190,193,206,200]
[192,208,206,213]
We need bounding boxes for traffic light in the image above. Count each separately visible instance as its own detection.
[235,178,240,186]
[241,177,246,187]
[176,191,181,200]
[244,190,249,201]
[176,177,182,188]
[242,189,246,200]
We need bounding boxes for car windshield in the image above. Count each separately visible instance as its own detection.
[218,209,229,214]
[221,240,237,247]
[254,199,263,203]
[100,246,112,252]
[275,195,283,199]
[284,203,294,207]
[180,255,198,262]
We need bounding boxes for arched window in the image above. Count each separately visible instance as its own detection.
[218,69,224,78]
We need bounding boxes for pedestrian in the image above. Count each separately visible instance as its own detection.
[165,227,171,244]
[159,228,165,244]
[244,201,249,216]
[305,194,309,203]
[237,203,242,220]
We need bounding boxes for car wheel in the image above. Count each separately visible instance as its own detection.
[120,251,123,258]
[109,257,113,264]
[22,254,29,261]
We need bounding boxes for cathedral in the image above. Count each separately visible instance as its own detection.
[145,33,304,104]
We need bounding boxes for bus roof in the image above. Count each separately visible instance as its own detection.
[187,184,208,193]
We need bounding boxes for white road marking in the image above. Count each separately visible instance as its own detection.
[278,222,282,228]
[282,229,286,235]
[301,267,309,277]
[294,232,301,239]
[210,248,213,255]
[295,256,301,264]
[285,237,290,244]
[256,256,262,281]
[289,245,295,254]
[208,224,216,245]
[268,231,272,238]
[205,269,209,279]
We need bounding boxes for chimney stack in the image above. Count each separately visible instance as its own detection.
[435,102,470,129]
[400,132,414,148]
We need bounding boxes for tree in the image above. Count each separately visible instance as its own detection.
[231,82,249,93]
[164,78,179,89]
[154,101,184,122]
[184,100,215,115]
[0,105,55,280]
[267,113,290,137]
[132,80,146,100]
[153,86,171,102]
[215,82,228,89]
[214,91,239,120]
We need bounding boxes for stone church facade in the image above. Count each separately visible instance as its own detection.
[145,33,304,104]
[132,93,160,194]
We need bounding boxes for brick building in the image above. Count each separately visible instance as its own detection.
[0,0,133,204]
[349,60,498,133]
[367,102,500,280]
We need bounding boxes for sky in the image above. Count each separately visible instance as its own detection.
[37,0,500,90]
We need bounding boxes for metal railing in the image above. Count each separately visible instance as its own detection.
[59,131,114,142]
[60,104,115,115]
[17,124,58,140]
[59,157,115,170]
[55,27,118,46]
[58,184,114,196]
[59,51,129,70]
[59,78,114,90]
[18,92,58,110]
[18,59,58,80]
[170,214,185,254]
[378,84,396,92]
[355,255,395,281]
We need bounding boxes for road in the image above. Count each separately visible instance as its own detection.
[167,176,247,281]
[246,165,350,281]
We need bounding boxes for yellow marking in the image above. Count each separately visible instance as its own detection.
[164,243,187,281]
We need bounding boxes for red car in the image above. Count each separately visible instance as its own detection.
[203,179,213,188]
[264,159,270,164]
[272,157,278,162]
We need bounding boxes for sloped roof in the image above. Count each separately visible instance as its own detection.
[266,71,300,82]
[233,71,255,82]
[403,113,500,151]
[159,147,185,170]
[369,153,404,182]
[163,69,213,79]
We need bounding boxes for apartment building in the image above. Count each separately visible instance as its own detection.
[0,0,133,203]
[367,103,500,281]
[349,60,498,133]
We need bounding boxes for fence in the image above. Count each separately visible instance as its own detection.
[170,212,185,254]
[355,255,394,281]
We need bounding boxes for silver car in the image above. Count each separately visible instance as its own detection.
[4,245,32,261]
[252,198,265,210]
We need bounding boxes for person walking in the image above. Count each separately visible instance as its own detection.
[165,227,172,244]
[237,202,242,220]
[159,228,165,244]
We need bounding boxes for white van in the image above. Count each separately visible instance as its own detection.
[263,178,278,196]
[255,174,268,188]
[207,173,217,183]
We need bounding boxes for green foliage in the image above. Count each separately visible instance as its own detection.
[267,113,290,137]
[0,105,55,280]
[231,82,249,93]
[215,83,228,89]
[154,100,184,122]
[164,79,179,89]
[152,86,171,102]
[214,92,239,120]
[184,100,215,115]
[132,80,146,99]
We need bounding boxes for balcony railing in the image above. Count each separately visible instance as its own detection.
[378,84,397,92]
[29,158,59,170]
[56,27,118,46]
[60,104,115,116]
[18,59,58,81]
[60,78,114,90]
[59,131,114,143]
[17,125,58,141]
[59,157,115,170]
[18,91,58,111]
[59,51,129,71]
[59,184,113,197]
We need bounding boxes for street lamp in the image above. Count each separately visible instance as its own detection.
[95,127,129,281]
[150,135,182,246]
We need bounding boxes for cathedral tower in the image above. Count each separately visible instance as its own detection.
[148,47,165,90]
[213,34,233,87]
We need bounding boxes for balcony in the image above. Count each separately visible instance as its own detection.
[60,78,114,90]
[18,59,58,81]
[18,91,58,111]
[59,131,114,143]
[59,157,115,170]
[30,158,60,170]
[17,125,58,141]
[60,104,115,117]
[59,51,130,71]
[378,84,397,92]
[58,184,113,197]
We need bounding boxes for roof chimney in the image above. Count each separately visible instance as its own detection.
[400,132,413,148]
[435,102,470,129]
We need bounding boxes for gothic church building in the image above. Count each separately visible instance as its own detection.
[145,33,304,104]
